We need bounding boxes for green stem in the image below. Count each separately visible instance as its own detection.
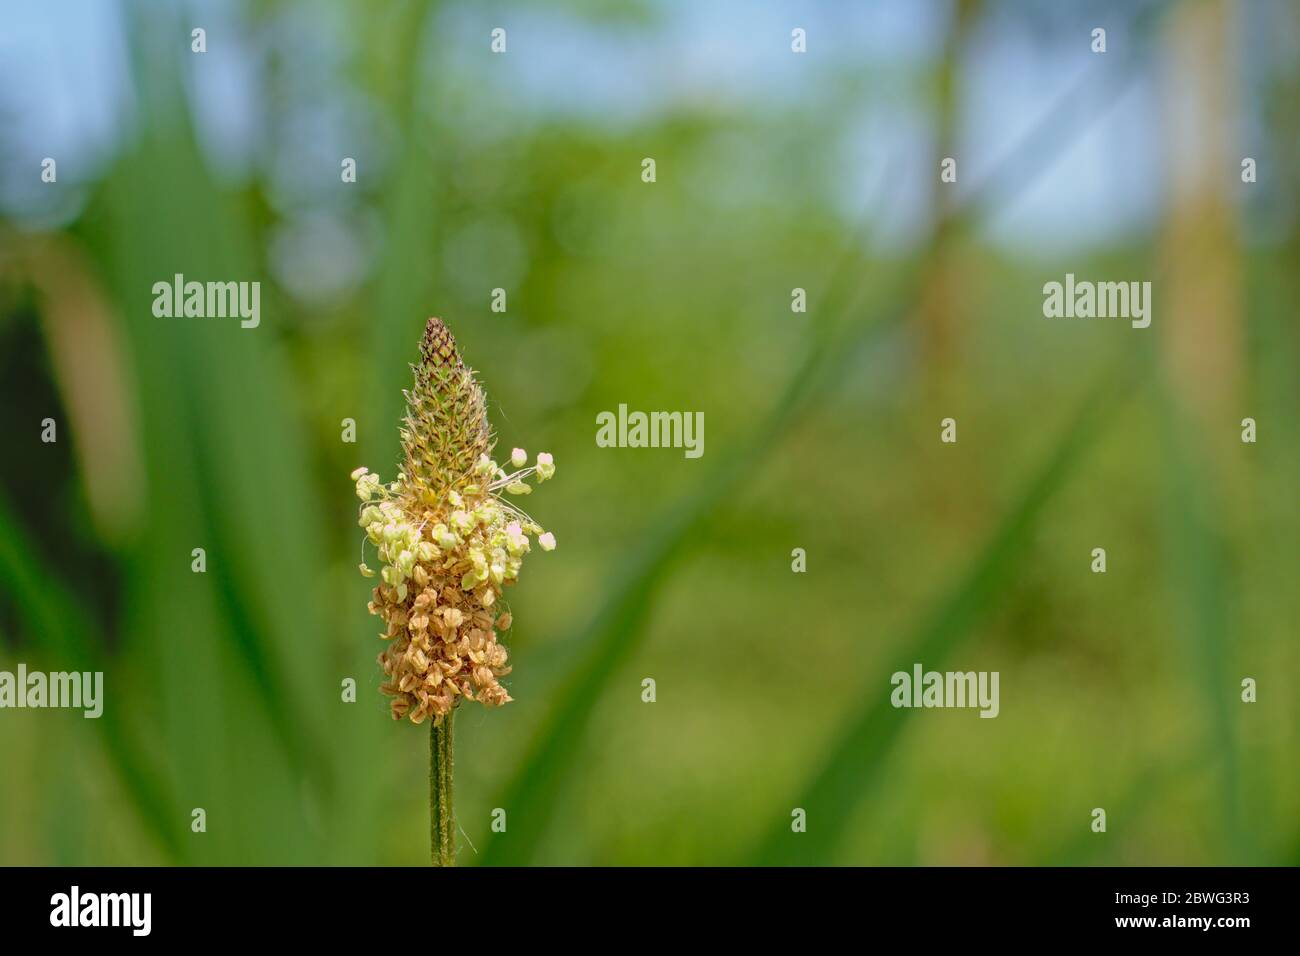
[429,709,455,866]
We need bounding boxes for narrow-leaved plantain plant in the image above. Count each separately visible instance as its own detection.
[352,316,556,865]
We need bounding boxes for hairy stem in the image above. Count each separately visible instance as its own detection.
[429,710,455,866]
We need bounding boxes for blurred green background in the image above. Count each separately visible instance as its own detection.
[1,0,1297,865]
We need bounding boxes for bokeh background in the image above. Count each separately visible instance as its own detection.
[1,0,1297,866]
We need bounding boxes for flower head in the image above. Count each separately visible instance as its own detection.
[352,317,557,725]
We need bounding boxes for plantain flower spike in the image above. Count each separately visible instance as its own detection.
[353,317,556,725]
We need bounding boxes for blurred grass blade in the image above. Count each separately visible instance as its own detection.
[80,13,337,861]
[323,0,441,865]
[364,0,440,457]
[0,489,184,859]
[755,356,1144,865]
[1155,383,1250,861]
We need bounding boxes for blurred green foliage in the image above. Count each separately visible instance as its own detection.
[0,0,1297,866]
